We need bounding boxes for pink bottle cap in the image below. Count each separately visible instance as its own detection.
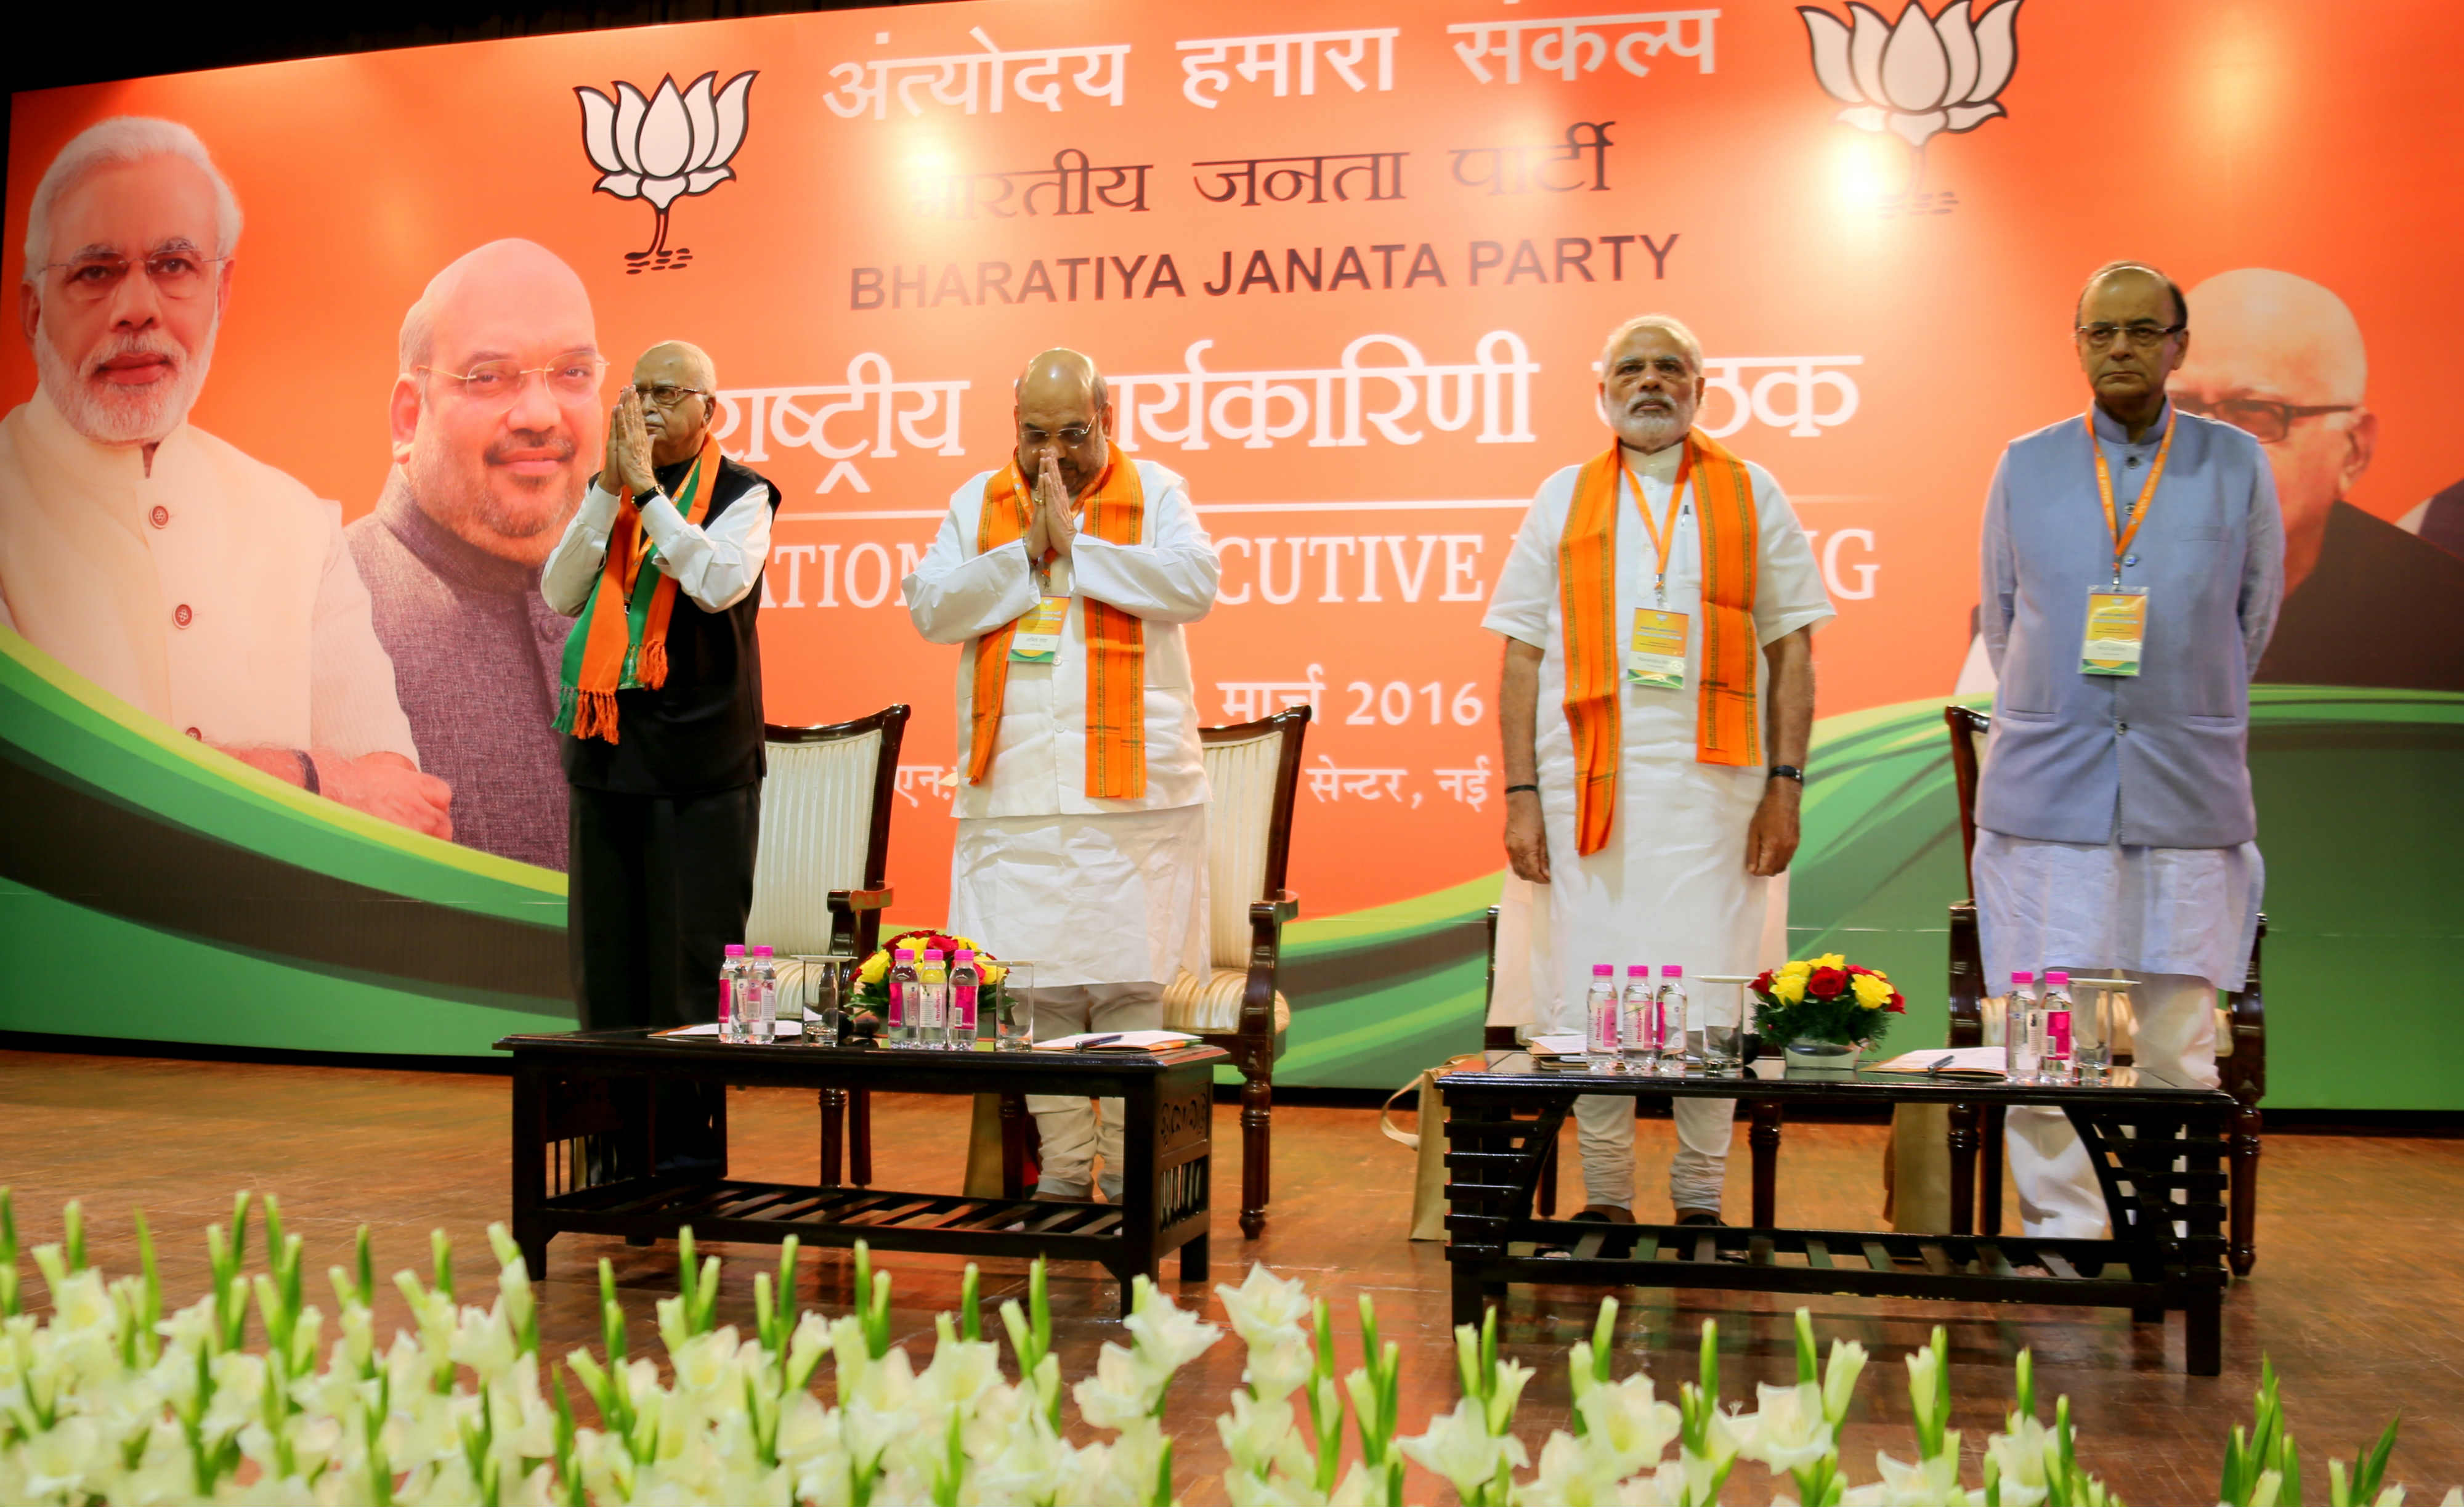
[1627,965,1651,977]
[923,949,944,960]
[1592,964,1614,976]
[955,949,975,962]
[894,948,915,959]
[2045,970,2070,986]
[724,944,747,957]
[2011,971,2034,984]
[1662,965,1683,978]
[752,945,772,957]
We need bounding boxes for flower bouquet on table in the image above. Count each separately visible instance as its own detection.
[1750,953,1905,1070]
[851,928,1007,1036]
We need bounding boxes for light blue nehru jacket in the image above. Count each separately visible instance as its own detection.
[1976,400,2285,849]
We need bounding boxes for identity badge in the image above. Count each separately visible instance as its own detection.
[2080,587,2149,676]
[1009,595,1069,662]
[1624,608,1690,690]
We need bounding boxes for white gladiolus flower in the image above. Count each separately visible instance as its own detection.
[1578,1373,1682,1477]
[1242,1332,1316,1403]
[1737,1381,1836,1472]
[1523,1429,1626,1507]
[1226,1469,1334,1507]
[15,1415,102,1500]
[1125,1288,1223,1377]
[1217,1388,1310,1480]
[1823,1340,1871,1425]
[1076,1342,1162,1431]
[1401,1397,1528,1501]
[1866,1445,1979,1507]
[1216,1264,1313,1347]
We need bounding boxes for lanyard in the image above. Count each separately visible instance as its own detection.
[2088,406,2175,586]
[1619,444,1692,604]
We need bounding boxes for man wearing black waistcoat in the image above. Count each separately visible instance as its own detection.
[542,340,777,1169]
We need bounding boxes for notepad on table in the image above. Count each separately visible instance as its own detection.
[1032,1030,1199,1052]
[1865,1045,2006,1077]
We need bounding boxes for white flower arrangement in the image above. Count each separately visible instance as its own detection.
[0,1190,2455,1507]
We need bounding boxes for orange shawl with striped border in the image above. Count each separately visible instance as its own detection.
[968,450,1149,798]
[1558,431,1761,856]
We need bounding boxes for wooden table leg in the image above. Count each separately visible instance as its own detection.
[1948,1102,1979,1235]
[819,1088,845,1187]
[1117,1076,1162,1316]
[1749,1101,1782,1229]
[849,1088,873,1186]
[510,1062,549,1278]
[999,1092,1030,1198]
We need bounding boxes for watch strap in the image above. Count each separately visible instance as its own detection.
[1768,765,1804,783]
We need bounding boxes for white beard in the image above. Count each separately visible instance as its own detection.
[34,317,217,447]
[1613,405,1693,454]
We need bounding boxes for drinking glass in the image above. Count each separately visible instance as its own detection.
[793,955,851,1046]
[1694,974,1750,1074]
[995,961,1035,1050]
[2070,977,2129,1082]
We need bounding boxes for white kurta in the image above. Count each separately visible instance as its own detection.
[0,389,417,760]
[1483,442,1835,1019]
[904,459,1219,988]
[1973,832,2263,991]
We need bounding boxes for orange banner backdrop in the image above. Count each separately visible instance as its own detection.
[7,0,2461,936]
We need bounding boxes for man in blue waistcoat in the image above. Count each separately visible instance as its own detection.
[1974,261,2285,1237]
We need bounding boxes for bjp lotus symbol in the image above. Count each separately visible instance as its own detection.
[577,71,756,272]
[1799,2,2020,187]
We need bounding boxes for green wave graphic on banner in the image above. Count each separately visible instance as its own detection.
[6,619,2460,1105]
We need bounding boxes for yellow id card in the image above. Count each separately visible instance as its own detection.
[1009,595,1068,662]
[2080,588,2148,676]
[1624,608,1690,690]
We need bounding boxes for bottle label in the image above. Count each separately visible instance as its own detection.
[2046,1009,2072,1060]
[953,983,978,1029]
[888,983,905,1027]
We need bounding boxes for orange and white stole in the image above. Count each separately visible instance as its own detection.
[1557,429,1761,855]
[968,449,1149,798]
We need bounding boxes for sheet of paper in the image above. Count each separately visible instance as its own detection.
[1032,1030,1199,1052]
[1526,1033,1587,1057]
[1866,1045,2006,1074]
[659,1022,803,1038]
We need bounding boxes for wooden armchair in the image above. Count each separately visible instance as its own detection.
[1942,704,2265,1275]
[1164,705,1311,1238]
[747,704,909,1188]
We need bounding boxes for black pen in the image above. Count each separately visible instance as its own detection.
[1075,1034,1124,1050]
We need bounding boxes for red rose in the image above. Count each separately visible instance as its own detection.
[1750,969,1775,994]
[1887,993,1907,1013]
[1808,966,1848,998]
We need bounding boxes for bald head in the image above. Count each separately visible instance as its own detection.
[1013,347,1112,495]
[2176,269,2365,407]
[390,238,601,566]
[632,340,718,465]
[400,238,594,377]
[2169,269,2375,580]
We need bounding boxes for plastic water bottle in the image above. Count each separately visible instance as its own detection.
[1619,966,1656,1071]
[2007,971,2040,1083]
[886,948,919,1047]
[2040,970,2075,1083]
[718,944,748,1044]
[918,949,950,1047]
[1584,964,1619,1071]
[747,946,779,1042]
[1656,965,1690,1076]
[949,950,982,1049]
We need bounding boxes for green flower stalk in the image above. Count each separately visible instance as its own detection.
[2328,1419,2401,1507]
[205,1190,253,1353]
[1348,1293,1406,1507]
[60,1198,84,1273]
[1676,1318,1736,1507]
[961,1261,982,1342]
[0,1186,18,1317]
[1568,1296,1621,1437]
[1000,1256,1063,1429]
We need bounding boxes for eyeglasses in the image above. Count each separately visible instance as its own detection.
[635,383,709,408]
[417,355,607,405]
[1019,423,1096,446]
[41,249,227,305]
[2075,321,2187,349]
[2171,393,2357,445]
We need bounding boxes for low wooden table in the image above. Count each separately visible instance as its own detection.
[495,1029,1224,1314]
[1441,1053,2239,1373]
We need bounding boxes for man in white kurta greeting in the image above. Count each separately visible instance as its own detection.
[1486,315,1834,1226]
[0,116,446,837]
[904,349,1220,1202]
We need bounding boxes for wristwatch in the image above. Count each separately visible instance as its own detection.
[1767,765,1804,784]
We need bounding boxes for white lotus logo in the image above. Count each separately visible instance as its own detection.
[1799,1,2020,159]
[577,70,756,269]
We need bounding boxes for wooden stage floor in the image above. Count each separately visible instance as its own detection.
[3,1048,2457,1503]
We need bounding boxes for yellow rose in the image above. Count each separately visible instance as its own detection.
[1773,975,1807,1005]
[979,961,1007,985]
[858,951,890,986]
[1851,972,1892,1010]
[1777,960,1813,981]
[1812,953,1847,972]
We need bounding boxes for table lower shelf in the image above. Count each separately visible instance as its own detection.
[1449,1217,2223,1371]
[523,1176,1210,1291]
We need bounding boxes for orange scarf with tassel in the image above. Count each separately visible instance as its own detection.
[1558,430,1761,855]
[555,434,723,744]
[968,449,1149,798]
